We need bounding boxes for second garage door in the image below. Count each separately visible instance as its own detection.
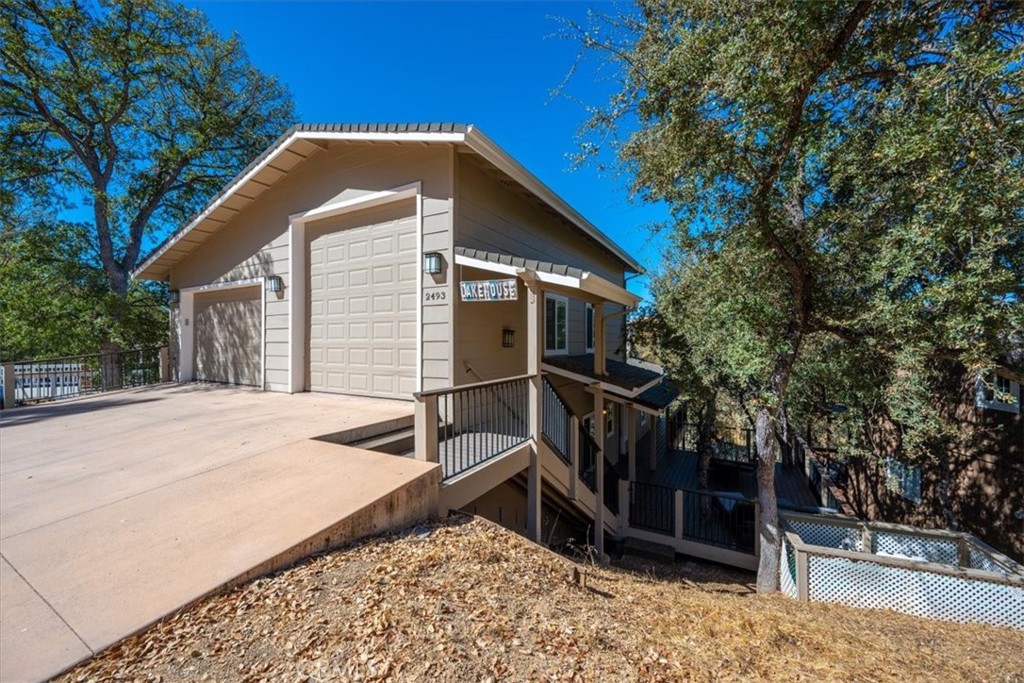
[307,202,418,399]
[193,286,262,386]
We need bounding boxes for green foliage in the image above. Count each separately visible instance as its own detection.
[0,220,167,362]
[0,0,295,296]
[577,0,1022,460]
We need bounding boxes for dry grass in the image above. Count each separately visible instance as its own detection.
[63,516,1024,682]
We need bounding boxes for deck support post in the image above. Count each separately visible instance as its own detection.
[526,281,543,543]
[627,405,637,481]
[593,304,606,376]
[796,550,810,601]
[414,394,439,464]
[674,489,684,540]
[2,363,15,409]
[594,388,605,558]
[619,479,630,530]
[159,347,171,383]
[569,414,579,500]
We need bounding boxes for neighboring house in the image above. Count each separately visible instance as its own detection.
[831,364,1024,561]
[133,123,685,558]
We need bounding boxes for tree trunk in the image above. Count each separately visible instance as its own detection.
[755,405,781,592]
[696,398,716,492]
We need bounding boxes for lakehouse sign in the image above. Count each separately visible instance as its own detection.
[460,279,518,302]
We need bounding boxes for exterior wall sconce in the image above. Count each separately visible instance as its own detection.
[423,252,442,275]
[502,328,515,348]
[266,275,283,293]
[168,289,180,305]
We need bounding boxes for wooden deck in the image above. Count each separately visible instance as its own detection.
[438,431,529,480]
[637,449,820,509]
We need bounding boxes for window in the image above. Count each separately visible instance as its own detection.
[585,303,595,353]
[640,411,648,428]
[606,407,615,438]
[885,459,922,504]
[976,372,1021,414]
[544,294,568,355]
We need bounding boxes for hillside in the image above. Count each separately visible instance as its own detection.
[63,516,1024,682]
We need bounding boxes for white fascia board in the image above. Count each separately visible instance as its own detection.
[453,253,520,277]
[464,127,644,275]
[133,131,306,280]
[133,132,464,281]
[298,131,466,144]
[580,273,641,307]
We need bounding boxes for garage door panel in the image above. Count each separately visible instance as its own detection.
[194,287,261,387]
[308,202,417,399]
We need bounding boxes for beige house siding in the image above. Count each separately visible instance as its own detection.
[454,155,629,374]
[168,142,454,393]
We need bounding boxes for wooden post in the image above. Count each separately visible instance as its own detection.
[649,414,658,470]
[754,501,761,558]
[2,363,15,409]
[796,550,810,601]
[593,303,606,376]
[627,405,637,482]
[957,536,971,568]
[569,414,579,500]
[594,389,605,557]
[158,347,171,383]
[526,283,543,543]
[619,479,630,530]
[862,524,873,554]
[674,489,684,540]
[414,394,439,464]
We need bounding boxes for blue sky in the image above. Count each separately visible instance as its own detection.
[185,0,670,300]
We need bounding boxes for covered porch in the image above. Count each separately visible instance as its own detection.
[416,246,679,557]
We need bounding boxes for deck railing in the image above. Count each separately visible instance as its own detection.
[629,481,676,535]
[578,420,599,493]
[681,489,756,553]
[3,347,166,406]
[417,374,531,480]
[541,378,572,465]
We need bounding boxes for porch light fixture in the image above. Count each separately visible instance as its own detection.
[266,275,283,293]
[502,328,515,348]
[423,252,442,275]
[168,289,180,305]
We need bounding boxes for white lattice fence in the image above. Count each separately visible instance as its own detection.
[779,512,1024,630]
[805,553,1024,629]
[871,531,958,566]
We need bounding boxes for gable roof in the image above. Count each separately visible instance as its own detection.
[133,123,643,281]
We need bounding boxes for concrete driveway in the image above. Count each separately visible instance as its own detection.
[0,384,438,683]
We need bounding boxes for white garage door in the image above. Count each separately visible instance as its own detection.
[193,287,262,386]
[307,202,418,399]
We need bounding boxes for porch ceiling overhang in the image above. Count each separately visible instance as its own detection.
[132,123,643,282]
[542,354,664,401]
[454,246,641,308]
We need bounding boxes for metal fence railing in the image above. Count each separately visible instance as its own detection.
[578,421,599,493]
[429,375,530,480]
[681,489,756,553]
[541,378,571,465]
[629,481,675,535]
[3,348,164,406]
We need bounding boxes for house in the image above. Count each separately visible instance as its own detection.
[133,123,692,559]
[822,363,1023,561]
